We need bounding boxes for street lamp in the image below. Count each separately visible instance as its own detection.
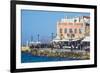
[51,33,54,49]
[31,35,33,42]
[37,34,40,42]
[51,33,54,40]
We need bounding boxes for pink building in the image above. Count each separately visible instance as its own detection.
[53,16,90,41]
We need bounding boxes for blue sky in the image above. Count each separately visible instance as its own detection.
[21,9,90,45]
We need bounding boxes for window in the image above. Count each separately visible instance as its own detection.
[69,28,73,33]
[72,34,75,37]
[79,29,82,34]
[74,29,77,33]
[64,28,67,33]
[60,28,62,33]
[67,34,70,37]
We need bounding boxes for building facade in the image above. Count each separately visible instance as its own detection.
[54,16,90,41]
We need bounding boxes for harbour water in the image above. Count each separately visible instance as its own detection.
[21,52,80,63]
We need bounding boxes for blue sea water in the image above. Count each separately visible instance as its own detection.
[21,52,80,63]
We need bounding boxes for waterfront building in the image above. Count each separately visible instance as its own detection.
[53,16,90,41]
